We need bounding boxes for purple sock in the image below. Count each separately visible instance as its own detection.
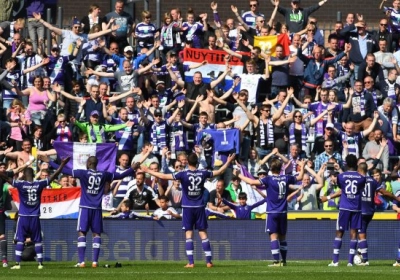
[93,237,101,263]
[0,238,7,261]
[397,241,400,262]
[333,237,342,263]
[35,243,43,264]
[77,236,86,263]
[358,239,368,261]
[15,242,24,263]
[201,238,212,264]
[271,239,280,261]
[185,239,194,264]
[280,240,287,262]
[348,239,358,264]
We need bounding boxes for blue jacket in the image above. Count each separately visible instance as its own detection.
[297,48,345,88]
[339,24,377,65]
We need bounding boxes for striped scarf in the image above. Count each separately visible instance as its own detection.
[89,124,105,143]
[55,125,72,142]
[385,79,396,100]
[289,123,307,152]
[323,77,337,89]
[161,23,174,47]
[337,63,349,77]
[352,92,366,117]
[151,121,167,154]
[316,102,324,136]
[259,118,274,147]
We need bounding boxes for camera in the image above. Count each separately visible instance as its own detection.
[327,162,335,171]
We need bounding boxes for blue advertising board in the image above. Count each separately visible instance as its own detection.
[5,219,400,261]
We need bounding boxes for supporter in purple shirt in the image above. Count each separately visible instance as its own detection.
[43,45,72,86]
[220,192,267,219]
[142,153,235,268]
[237,158,306,266]
[0,156,69,270]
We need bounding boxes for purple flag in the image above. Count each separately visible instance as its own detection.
[53,141,117,172]
[240,165,255,180]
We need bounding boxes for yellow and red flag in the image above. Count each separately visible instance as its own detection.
[253,34,291,56]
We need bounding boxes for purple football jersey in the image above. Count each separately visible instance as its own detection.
[173,170,213,208]
[12,178,49,216]
[337,171,366,212]
[260,175,296,213]
[73,169,114,209]
[362,177,382,215]
[308,101,329,116]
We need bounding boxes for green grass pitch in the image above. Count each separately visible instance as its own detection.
[3,260,400,280]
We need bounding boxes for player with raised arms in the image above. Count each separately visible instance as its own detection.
[326,154,366,267]
[45,146,153,268]
[322,162,400,266]
[142,152,235,268]
[0,155,37,268]
[235,158,306,266]
[0,156,70,269]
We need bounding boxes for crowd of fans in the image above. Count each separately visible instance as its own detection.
[1,0,400,219]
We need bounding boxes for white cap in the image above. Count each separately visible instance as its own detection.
[124,46,134,53]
